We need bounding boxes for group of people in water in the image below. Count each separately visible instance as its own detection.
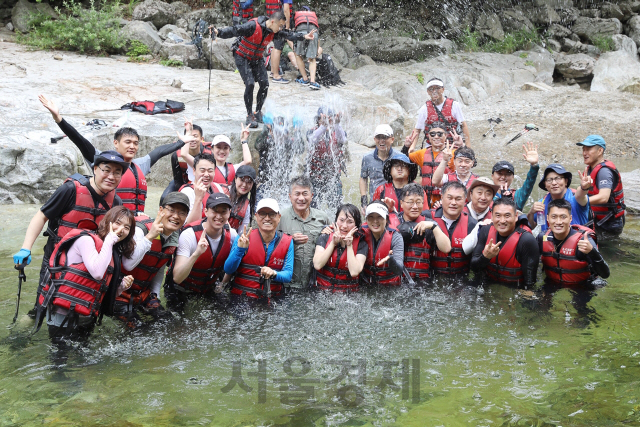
[12,56,626,339]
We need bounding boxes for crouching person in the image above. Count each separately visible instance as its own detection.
[165,193,238,311]
[361,202,404,286]
[224,198,294,299]
[114,192,190,326]
[34,207,137,339]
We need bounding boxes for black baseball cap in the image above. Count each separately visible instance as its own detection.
[94,150,129,171]
[206,192,232,209]
[236,165,257,182]
[539,164,572,191]
[492,161,514,174]
[162,192,190,210]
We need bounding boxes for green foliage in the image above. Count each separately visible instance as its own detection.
[458,27,541,55]
[125,0,140,17]
[519,52,528,58]
[415,72,424,84]
[160,59,184,67]
[591,35,615,53]
[126,40,150,57]
[524,60,535,66]
[17,0,125,54]
[459,27,481,52]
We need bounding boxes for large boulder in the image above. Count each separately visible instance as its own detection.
[611,34,638,56]
[571,17,622,42]
[11,0,57,33]
[475,12,504,41]
[158,24,190,42]
[132,0,179,29]
[356,35,451,63]
[514,48,555,85]
[554,53,595,79]
[625,15,640,47]
[200,38,236,71]
[120,20,163,54]
[620,169,640,213]
[600,2,625,21]
[526,4,561,26]
[590,50,640,92]
[500,8,536,33]
[619,77,640,94]
[159,41,198,64]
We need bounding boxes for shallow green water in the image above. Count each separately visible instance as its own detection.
[1,189,640,426]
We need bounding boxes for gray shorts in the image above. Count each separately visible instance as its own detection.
[294,23,319,59]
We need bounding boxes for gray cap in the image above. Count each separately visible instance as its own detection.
[162,192,190,210]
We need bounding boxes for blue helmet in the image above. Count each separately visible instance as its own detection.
[382,152,418,183]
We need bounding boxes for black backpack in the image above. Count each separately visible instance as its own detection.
[316,53,344,87]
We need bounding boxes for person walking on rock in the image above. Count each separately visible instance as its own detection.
[292,6,321,90]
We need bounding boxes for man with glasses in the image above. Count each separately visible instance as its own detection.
[115,192,191,325]
[491,142,540,212]
[360,124,397,211]
[13,151,129,318]
[404,78,471,150]
[224,198,294,299]
[527,164,590,233]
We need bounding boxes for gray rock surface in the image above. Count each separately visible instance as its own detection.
[620,169,640,213]
[571,17,622,42]
[625,15,640,47]
[600,2,625,21]
[500,8,536,33]
[555,53,595,79]
[590,50,640,92]
[514,49,556,85]
[11,0,57,33]
[611,34,638,56]
[6,22,14,31]
[547,39,562,52]
[356,35,451,63]
[159,41,198,63]
[526,4,561,26]
[619,77,640,94]
[120,20,164,54]
[132,0,178,29]
[158,24,190,41]
[475,12,504,41]
[201,38,236,71]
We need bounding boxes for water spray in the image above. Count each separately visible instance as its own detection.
[505,123,539,146]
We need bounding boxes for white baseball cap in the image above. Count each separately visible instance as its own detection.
[426,79,444,90]
[212,134,231,146]
[374,124,394,137]
[365,202,388,219]
[256,198,280,213]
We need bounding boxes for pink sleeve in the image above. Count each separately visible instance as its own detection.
[67,234,118,280]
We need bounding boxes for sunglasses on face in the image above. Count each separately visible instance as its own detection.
[429,132,445,137]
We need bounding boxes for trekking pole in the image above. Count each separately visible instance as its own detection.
[505,123,538,146]
[402,267,416,286]
[265,277,272,299]
[482,117,502,137]
[207,26,216,112]
[12,261,28,324]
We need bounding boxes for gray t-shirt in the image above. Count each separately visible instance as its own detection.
[360,148,396,198]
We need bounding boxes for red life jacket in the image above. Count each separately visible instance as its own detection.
[485,225,532,284]
[179,183,210,219]
[447,171,479,189]
[229,197,250,231]
[315,233,362,292]
[235,18,275,61]
[388,213,401,229]
[233,0,254,19]
[588,160,625,226]
[213,163,236,186]
[374,182,400,208]
[294,10,318,28]
[118,215,177,306]
[38,229,114,319]
[432,211,471,274]
[231,229,292,298]
[51,174,116,244]
[541,225,596,285]
[463,204,492,220]
[402,215,432,280]
[424,97,459,136]
[421,148,448,208]
[176,220,232,293]
[361,226,401,286]
[310,129,339,173]
[265,0,282,16]
[175,144,213,185]
[117,163,147,212]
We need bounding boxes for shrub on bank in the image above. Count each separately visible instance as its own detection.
[458,27,541,55]
[17,0,125,55]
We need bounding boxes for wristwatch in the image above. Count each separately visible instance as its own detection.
[241,140,248,145]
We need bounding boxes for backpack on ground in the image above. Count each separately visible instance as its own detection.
[316,53,344,87]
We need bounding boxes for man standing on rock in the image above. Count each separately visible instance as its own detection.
[39,95,182,214]
[360,124,397,212]
[404,78,471,149]
[265,0,293,84]
[212,11,316,128]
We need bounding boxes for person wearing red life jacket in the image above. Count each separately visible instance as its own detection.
[577,135,626,236]
[180,153,228,225]
[471,197,539,287]
[293,7,321,90]
[313,204,368,292]
[393,183,451,281]
[232,0,254,26]
[538,198,610,286]
[373,153,418,212]
[465,177,499,222]
[223,165,257,233]
[14,151,129,319]
[360,202,404,286]
[113,192,191,326]
[166,193,239,309]
[404,78,471,150]
[34,206,137,338]
[39,95,183,214]
[430,181,478,275]
[224,198,294,299]
[213,12,316,127]
[432,144,478,190]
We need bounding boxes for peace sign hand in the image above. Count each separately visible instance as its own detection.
[343,227,357,247]
[176,130,197,144]
[442,139,453,162]
[578,166,593,191]
[577,232,593,254]
[383,197,396,212]
[376,250,393,267]
[450,128,464,149]
[238,226,251,249]
[184,116,194,133]
[147,211,166,241]
[500,183,513,198]
[240,122,250,141]
[522,142,539,166]
[304,29,317,40]
[194,230,210,257]
[482,238,502,259]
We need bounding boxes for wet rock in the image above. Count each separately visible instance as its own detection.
[555,53,595,80]
[475,12,504,41]
[514,48,555,85]
[11,0,58,33]
[611,34,638,56]
[499,8,536,33]
[158,24,189,41]
[557,7,580,25]
[561,37,578,52]
[120,20,163,54]
[580,9,601,18]
[132,0,179,29]
[356,35,451,63]
[171,1,191,16]
[590,51,640,92]
[6,22,13,32]
[546,23,572,40]
[547,39,562,51]
[522,81,553,91]
[571,17,622,42]
[618,77,640,94]
[171,78,182,88]
[625,15,640,47]
[601,3,625,21]
[533,0,573,7]
[159,42,198,64]
[53,54,62,60]
[620,169,640,212]
[347,54,376,70]
[526,4,561,26]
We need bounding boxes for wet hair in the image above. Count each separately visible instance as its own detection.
[97,206,136,258]
[193,153,217,169]
[184,124,204,139]
[401,183,426,201]
[548,198,572,214]
[492,196,517,213]
[230,175,256,220]
[270,10,286,21]
[289,175,313,193]
[114,127,139,142]
[442,180,467,198]
[335,203,362,229]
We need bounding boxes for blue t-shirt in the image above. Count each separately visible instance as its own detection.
[539,189,590,232]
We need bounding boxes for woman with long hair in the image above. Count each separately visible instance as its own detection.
[227,165,257,233]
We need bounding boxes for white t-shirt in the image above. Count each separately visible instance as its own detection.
[176,227,238,258]
[414,99,465,130]
[441,172,474,187]
[217,163,243,179]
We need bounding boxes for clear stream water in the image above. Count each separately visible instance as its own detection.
[1,171,639,426]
